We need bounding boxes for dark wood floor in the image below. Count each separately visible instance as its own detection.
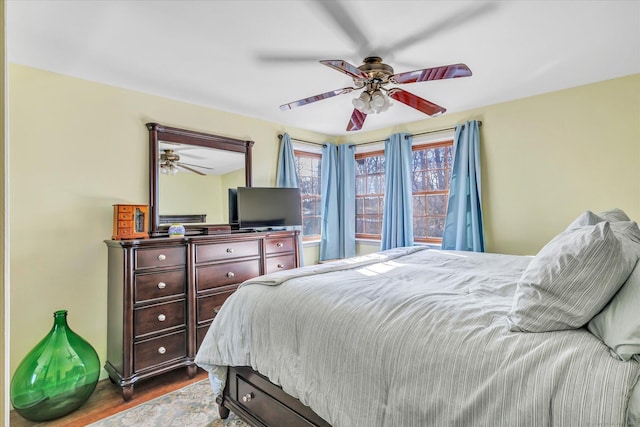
[10,368,209,427]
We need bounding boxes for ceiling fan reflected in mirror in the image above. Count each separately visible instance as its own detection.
[159,149,214,176]
[279,56,472,131]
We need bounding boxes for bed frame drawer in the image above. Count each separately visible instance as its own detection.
[222,366,331,427]
[236,375,318,427]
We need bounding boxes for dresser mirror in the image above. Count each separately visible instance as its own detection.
[147,123,254,236]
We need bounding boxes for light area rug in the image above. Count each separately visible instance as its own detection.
[87,380,249,427]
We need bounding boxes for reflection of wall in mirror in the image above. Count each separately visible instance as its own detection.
[159,174,223,223]
[159,168,246,224]
[221,168,246,223]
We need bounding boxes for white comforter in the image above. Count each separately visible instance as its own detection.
[195,247,640,426]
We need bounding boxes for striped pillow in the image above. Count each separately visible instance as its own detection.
[508,222,636,332]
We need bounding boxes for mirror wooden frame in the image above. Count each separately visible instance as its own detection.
[147,122,254,237]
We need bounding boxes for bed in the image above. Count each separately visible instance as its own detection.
[195,209,640,426]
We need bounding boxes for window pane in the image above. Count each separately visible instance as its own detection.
[413,150,426,170]
[356,217,364,234]
[355,198,364,215]
[427,194,447,215]
[413,171,426,192]
[302,197,315,216]
[413,217,427,239]
[427,147,447,169]
[367,174,383,193]
[413,195,426,217]
[427,169,448,191]
[364,197,379,214]
[428,217,445,238]
[365,218,382,235]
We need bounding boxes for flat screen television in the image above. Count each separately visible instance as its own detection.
[229,187,302,229]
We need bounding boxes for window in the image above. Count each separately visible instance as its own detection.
[294,150,322,240]
[355,140,453,244]
[411,141,453,243]
[355,150,385,239]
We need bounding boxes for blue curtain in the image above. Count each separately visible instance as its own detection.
[276,133,299,187]
[320,144,356,261]
[276,133,305,265]
[381,133,414,250]
[442,120,485,252]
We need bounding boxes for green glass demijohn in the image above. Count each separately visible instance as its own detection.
[10,310,100,422]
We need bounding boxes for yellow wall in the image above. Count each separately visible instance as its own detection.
[7,63,640,385]
[1,0,6,422]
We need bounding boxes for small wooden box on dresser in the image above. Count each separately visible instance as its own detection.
[105,230,300,401]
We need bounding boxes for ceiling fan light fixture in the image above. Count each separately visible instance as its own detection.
[353,89,392,114]
[160,161,179,175]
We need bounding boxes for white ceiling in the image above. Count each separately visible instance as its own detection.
[7,0,640,136]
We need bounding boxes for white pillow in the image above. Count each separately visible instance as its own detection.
[598,208,631,222]
[588,260,640,361]
[508,222,636,332]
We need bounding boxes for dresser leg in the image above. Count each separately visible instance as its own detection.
[187,364,197,378]
[122,384,134,402]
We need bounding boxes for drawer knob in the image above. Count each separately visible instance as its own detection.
[226,272,235,278]
[277,263,285,269]
[276,242,284,248]
[226,248,234,253]
[157,254,166,261]
[158,346,166,354]
[157,314,166,322]
[242,392,254,403]
[157,282,167,289]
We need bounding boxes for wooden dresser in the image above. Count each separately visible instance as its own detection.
[104,230,300,400]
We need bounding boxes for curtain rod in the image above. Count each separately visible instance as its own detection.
[278,134,326,147]
[403,120,482,140]
[279,121,482,147]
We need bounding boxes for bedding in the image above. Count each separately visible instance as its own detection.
[195,247,640,426]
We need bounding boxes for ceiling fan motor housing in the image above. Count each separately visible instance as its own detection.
[356,56,394,85]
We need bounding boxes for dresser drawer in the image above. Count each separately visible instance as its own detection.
[265,254,296,274]
[134,300,186,338]
[195,240,260,263]
[265,236,295,255]
[134,269,186,302]
[134,330,186,372]
[196,324,210,353]
[195,259,260,291]
[135,246,186,270]
[197,288,236,324]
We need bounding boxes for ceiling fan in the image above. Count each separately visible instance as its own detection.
[269,1,496,132]
[159,149,214,176]
[279,56,472,131]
